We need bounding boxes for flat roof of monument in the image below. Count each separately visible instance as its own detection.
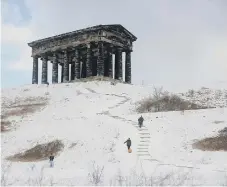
[28,24,137,47]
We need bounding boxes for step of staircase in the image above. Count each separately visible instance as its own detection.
[140,137,150,139]
[138,144,149,146]
[137,154,150,156]
[137,148,149,149]
[140,140,151,142]
[137,128,149,131]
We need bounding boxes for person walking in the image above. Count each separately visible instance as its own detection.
[124,138,132,151]
[49,153,54,168]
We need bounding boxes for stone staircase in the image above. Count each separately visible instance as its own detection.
[95,91,153,161]
[133,123,152,160]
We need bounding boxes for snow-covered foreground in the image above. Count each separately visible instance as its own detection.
[1,81,227,186]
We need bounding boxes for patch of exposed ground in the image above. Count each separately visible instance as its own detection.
[1,96,49,132]
[192,127,227,151]
[6,140,64,162]
[1,119,11,132]
[213,120,225,124]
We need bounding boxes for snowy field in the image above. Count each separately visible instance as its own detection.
[1,81,227,186]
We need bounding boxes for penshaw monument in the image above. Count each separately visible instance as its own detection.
[28,24,137,84]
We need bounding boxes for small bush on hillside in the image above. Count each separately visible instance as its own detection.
[6,140,64,162]
[192,127,227,151]
[136,87,205,113]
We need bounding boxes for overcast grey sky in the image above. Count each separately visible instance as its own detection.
[2,0,227,91]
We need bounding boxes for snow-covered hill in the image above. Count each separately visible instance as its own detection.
[1,81,227,186]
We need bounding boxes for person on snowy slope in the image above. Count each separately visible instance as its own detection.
[124,138,131,150]
[49,153,54,168]
[138,115,144,128]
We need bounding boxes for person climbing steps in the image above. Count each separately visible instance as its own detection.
[138,115,144,128]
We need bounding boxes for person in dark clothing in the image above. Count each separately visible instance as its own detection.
[49,153,54,168]
[124,138,131,150]
[138,115,144,128]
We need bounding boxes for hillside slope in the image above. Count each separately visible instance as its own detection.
[1,81,227,186]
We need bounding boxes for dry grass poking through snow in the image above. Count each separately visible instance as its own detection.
[1,96,49,132]
[6,140,64,162]
[192,127,227,151]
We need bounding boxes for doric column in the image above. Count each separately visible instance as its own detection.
[74,49,80,79]
[86,44,92,77]
[71,63,75,81]
[41,56,48,84]
[61,65,64,83]
[97,42,104,76]
[63,50,69,82]
[125,50,131,83]
[114,50,119,79]
[52,53,58,84]
[115,48,123,80]
[32,56,38,84]
[108,47,113,78]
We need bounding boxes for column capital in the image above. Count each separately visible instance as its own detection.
[40,54,48,61]
[125,48,133,53]
[116,47,123,52]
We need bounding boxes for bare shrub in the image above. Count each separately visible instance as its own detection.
[188,89,195,97]
[153,86,163,100]
[6,140,64,162]
[215,90,222,100]
[1,162,12,186]
[111,169,191,186]
[192,127,227,151]
[27,166,45,186]
[219,127,227,136]
[136,93,205,113]
[88,161,104,186]
[136,96,153,113]
[104,141,116,153]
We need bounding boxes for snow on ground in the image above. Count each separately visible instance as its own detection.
[1,81,227,186]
